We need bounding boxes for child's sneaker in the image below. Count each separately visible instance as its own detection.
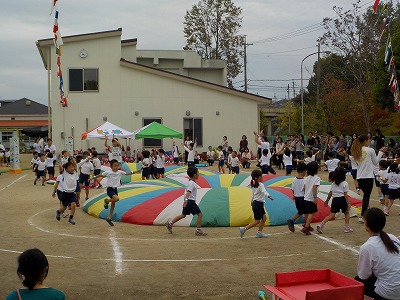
[56,210,61,221]
[68,218,75,225]
[34,181,37,185]
[301,227,311,235]
[166,221,173,233]
[287,219,295,232]
[104,198,109,209]
[85,197,89,201]
[76,201,80,208]
[239,227,246,238]
[106,218,114,227]
[344,225,353,233]
[317,223,324,234]
[195,229,207,236]
[255,231,268,238]
[61,211,69,218]
[358,217,364,223]
[356,188,361,195]
[41,183,45,186]
[303,224,314,232]
[97,184,103,189]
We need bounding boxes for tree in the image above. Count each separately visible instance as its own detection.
[319,1,382,131]
[183,0,245,86]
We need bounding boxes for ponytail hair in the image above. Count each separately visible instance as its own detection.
[351,135,367,162]
[250,169,262,188]
[17,248,49,289]
[364,208,399,254]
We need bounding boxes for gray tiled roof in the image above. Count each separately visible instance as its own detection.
[0,98,47,115]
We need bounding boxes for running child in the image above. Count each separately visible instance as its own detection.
[45,153,55,180]
[230,151,240,174]
[239,169,274,238]
[304,149,320,165]
[287,162,307,232]
[166,166,207,236]
[382,162,400,216]
[301,161,320,235]
[317,167,353,234]
[325,152,340,181]
[78,151,94,201]
[31,151,39,173]
[92,151,102,188]
[349,154,360,194]
[52,170,69,218]
[283,147,293,175]
[217,145,225,174]
[259,149,275,174]
[93,159,137,226]
[34,153,46,186]
[54,161,78,225]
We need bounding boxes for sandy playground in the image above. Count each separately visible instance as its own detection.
[1,154,399,299]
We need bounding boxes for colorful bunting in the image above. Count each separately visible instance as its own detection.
[50,1,67,107]
[384,38,392,64]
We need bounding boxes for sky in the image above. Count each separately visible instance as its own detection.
[0,0,375,105]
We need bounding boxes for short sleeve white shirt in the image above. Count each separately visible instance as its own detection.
[62,171,78,192]
[79,161,94,175]
[45,157,55,167]
[207,151,215,160]
[56,174,64,192]
[330,181,349,198]
[156,155,165,168]
[103,170,126,188]
[325,158,340,172]
[358,235,400,300]
[304,175,320,202]
[109,146,122,163]
[218,151,224,160]
[283,154,292,166]
[231,157,240,167]
[185,180,198,201]
[259,154,271,166]
[172,145,179,158]
[291,177,305,197]
[36,160,46,171]
[142,158,150,168]
[92,157,101,170]
[384,172,400,189]
[252,184,270,203]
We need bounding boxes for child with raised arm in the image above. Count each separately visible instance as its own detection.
[34,153,46,186]
[317,167,353,234]
[93,159,137,226]
[325,151,340,181]
[283,147,293,175]
[92,151,102,188]
[182,138,197,167]
[166,167,207,236]
[155,148,166,178]
[239,169,274,238]
[53,161,78,225]
[105,135,122,163]
[287,162,307,232]
[301,161,320,235]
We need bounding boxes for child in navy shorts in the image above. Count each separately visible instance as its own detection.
[301,161,320,235]
[166,167,207,236]
[239,169,274,238]
[317,167,353,234]
[287,162,307,232]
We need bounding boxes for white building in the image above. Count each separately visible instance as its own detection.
[36,28,272,153]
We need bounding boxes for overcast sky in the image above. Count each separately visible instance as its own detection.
[0,0,374,105]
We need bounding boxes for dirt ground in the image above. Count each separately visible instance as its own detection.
[0,155,399,299]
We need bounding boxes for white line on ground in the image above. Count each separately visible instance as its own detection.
[109,228,124,274]
[295,225,359,255]
[370,198,400,207]
[0,174,27,192]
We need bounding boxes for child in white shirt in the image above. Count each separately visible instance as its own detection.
[287,162,307,232]
[156,149,166,178]
[206,146,215,166]
[283,148,293,175]
[376,160,389,214]
[382,162,400,216]
[92,151,102,188]
[230,151,240,174]
[301,161,321,235]
[217,145,225,174]
[325,152,340,181]
[182,139,197,167]
[34,154,47,186]
[77,151,94,201]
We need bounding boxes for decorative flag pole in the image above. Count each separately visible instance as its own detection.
[50,0,68,107]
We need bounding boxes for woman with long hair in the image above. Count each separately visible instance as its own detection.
[351,135,387,222]
[355,207,400,300]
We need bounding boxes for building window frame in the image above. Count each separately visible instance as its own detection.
[68,68,99,92]
[142,118,162,148]
[183,118,203,147]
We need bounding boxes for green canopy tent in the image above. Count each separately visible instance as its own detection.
[133,122,183,139]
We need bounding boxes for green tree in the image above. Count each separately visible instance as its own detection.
[183,0,245,86]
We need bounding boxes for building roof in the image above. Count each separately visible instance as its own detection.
[120,59,272,104]
[0,98,48,115]
[0,120,48,127]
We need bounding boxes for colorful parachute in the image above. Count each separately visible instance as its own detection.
[83,174,362,227]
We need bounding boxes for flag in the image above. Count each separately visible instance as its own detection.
[373,0,381,12]
[389,71,396,87]
[390,78,397,93]
[388,56,395,72]
[54,30,63,46]
[50,0,58,15]
[384,38,392,64]
[379,18,390,41]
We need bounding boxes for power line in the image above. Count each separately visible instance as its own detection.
[249,45,316,56]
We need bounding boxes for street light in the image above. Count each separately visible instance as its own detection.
[300,51,330,135]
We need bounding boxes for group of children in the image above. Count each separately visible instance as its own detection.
[0,147,10,166]
[31,150,57,186]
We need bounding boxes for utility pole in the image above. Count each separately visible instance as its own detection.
[292,81,296,98]
[287,84,291,135]
[244,36,253,93]
[316,43,321,103]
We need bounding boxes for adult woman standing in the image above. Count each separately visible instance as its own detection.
[33,138,43,154]
[351,135,387,222]
[274,136,285,169]
[239,135,248,156]
[356,208,400,300]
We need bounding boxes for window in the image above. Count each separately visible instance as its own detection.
[143,118,162,147]
[183,118,202,146]
[69,68,99,92]
[1,131,13,145]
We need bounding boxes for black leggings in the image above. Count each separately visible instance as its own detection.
[354,275,389,300]
[358,178,374,216]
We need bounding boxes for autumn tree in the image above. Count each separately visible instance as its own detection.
[183,0,245,86]
[318,1,382,131]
